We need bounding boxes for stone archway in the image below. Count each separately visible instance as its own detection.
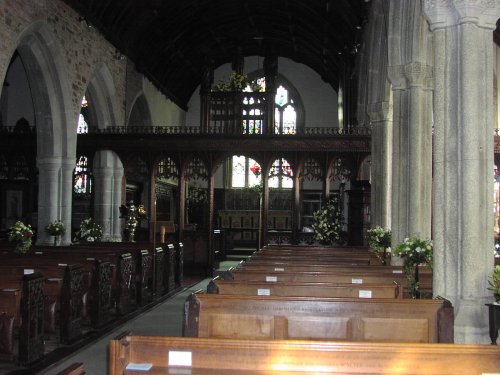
[14,22,75,245]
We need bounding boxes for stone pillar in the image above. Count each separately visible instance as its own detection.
[60,157,75,245]
[112,165,124,241]
[368,101,393,229]
[93,150,115,242]
[37,157,61,245]
[388,61,433,246]
[424,0,499,343]
[98,152,124,242]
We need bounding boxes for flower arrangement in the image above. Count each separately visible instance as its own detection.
[366,226,391,265]
[488,265,500,301]
[75,218,102,242]
[214,72,262,92]
[311,195,345,245]
[394,235,433,298]
[45,220,65,236]
[495,243,500,257]
[8,221,34,253]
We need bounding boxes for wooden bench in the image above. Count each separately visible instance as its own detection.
[109,333,500,375]
[0,272,45,365]
[183,292,453,343]
[0,261,85,344]
[222,268,433,294]
[208,277,402,299]
[56,362,85,375]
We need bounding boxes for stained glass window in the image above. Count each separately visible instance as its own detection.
[231,156,261,188]
[269,158,293,189]
[75,96,92,195]
[77,114,88,134]
[273,85,296,134]
[74,155,91,195]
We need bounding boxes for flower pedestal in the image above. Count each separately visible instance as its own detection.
[15,239,32,254]
[52,235,60,246]
[404,263,420,299]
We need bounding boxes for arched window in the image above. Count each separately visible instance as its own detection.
[269,158,293,189]
[243,75,303,134]
[231,156,261,188]
[74,155,91,195]
[274,85,297,134]
[74,96,92,195]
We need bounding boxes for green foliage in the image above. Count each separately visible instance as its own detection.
[75,218,102,242]
[366,226,392,265]
[45,220,65,236]
[488,265,500,295]
[311,195,344,245]
[394,236,433,269]
[214,72,262,92]
[8,221,34,253]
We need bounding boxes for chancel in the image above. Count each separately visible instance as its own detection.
[0,0,500,374]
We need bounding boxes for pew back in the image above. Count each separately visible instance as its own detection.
[183,293,453,343]
[109,334,500,375]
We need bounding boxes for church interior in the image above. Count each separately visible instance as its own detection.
[0,0,500,373]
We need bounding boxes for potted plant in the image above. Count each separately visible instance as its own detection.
[366,226,392,265]
[45,220,65,246]
[488,265,500,303]
[74,218,102,243]
[394,236,433,298]
[8,221,35,253]
[311,195,345,246]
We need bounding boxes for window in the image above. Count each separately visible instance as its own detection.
[269,158,293,189]
[243,77,300,135]
[274,85,296,134]
[231,156,261,188]
[74,155,91,195]
[74,96,92,195]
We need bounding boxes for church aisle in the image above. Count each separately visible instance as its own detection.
[34,261,240,375]
[40,278,212,375]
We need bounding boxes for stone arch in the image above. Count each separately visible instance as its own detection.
[15,21,74,158]
[86,63,121,129]
[10,21,75,244]
[128,93,153,127]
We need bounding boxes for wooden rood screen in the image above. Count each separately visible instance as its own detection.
[109,334,500,375]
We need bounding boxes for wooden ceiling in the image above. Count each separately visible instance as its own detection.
[63,0,371,109]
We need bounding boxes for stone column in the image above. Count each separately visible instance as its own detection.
[424,0,499,343]
[112,165,124,241]
[37,157,61,245]
[93,150,114,242]
[60,157,76,245]
[388,61,433,246]
[368,101,393,229]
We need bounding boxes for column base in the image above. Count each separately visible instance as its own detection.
[454,297,491,344]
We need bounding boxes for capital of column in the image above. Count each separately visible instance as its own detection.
[423,0,500,30]
[387,65,407,90]
[404,62,434,89]
[367,101,393,123]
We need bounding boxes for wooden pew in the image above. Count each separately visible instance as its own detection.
[0,262,85,344]
[109,334,500,375]
[0,272,44,365]
[207,277,402,299]
[222,268,432,294]
[183,292,453,343]
[57,362,85,375]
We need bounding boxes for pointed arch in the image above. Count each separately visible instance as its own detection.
[15,21,74,158]
[128,93,153,127]
[86,63,121,129]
